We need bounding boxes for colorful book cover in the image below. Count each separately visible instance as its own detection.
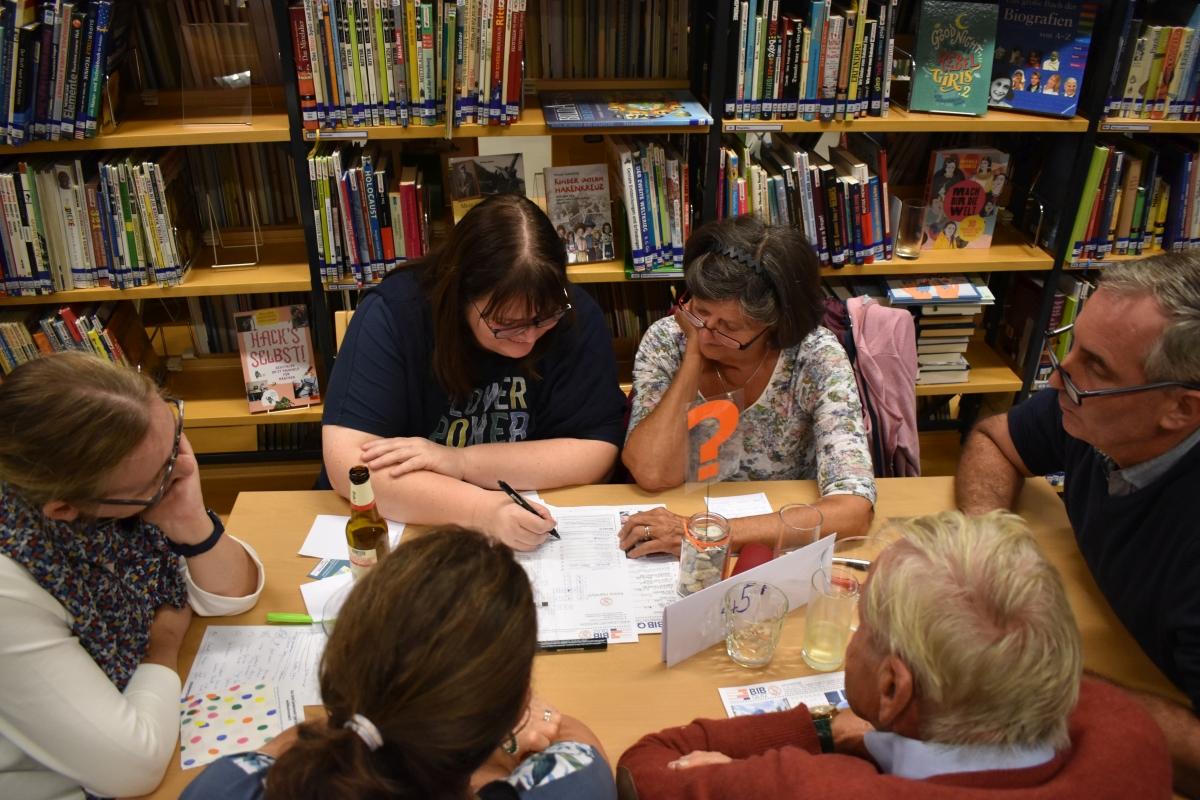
[989,0,1097,118]
[910,0,997,116]
[886,276,983,304]
[235,305,320,415]
[539,89,713,128]
[446,153,525,222]
[922,147,1010,249]
[544,164,615,264]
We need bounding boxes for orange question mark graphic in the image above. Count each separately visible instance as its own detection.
[687,399,739,482]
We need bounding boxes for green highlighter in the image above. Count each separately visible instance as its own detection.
[266,612,316,625]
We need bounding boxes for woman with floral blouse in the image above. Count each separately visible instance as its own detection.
[618,216,876,558]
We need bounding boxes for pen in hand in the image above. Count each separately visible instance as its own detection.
[497,480,560,540]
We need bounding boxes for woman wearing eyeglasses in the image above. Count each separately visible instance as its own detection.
[322,193,626,551]
[0,352,263,799]
[619,216,876,557]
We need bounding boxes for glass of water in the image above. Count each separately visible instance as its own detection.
[723,581,789,668]
[801,565,860,671]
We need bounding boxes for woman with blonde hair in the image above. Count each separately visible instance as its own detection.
[182,528,615,800]
[0,352,263,799]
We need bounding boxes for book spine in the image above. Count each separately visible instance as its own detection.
[59,6,84,139]
[505,0,523,123]
[820,15,841,122]
[488,0,506,124]
[292,4,320,130]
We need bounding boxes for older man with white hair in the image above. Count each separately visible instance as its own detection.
[617,512,1171,798]
[956,253,1200,794]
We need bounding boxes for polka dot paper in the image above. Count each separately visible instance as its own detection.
[179,682,284,769]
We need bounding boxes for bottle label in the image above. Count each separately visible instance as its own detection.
[349,479,376,510]
[348,545,379,577]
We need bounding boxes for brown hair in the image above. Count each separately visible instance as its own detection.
[0,352,160,505]
[401,193,571,399]
[683,214,823,349]
[264,527,537,800]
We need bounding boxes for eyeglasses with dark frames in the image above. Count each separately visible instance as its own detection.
[673,291,770,350]
[89,397,185,508]
[1044,324,1200,406]
[473,298,572,340]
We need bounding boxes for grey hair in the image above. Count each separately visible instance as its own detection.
[684,248,779,326]
[1099,252,1200,383]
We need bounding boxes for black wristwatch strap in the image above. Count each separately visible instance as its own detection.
[168,509,225,558]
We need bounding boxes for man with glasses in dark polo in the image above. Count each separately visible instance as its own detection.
[956,253,1200,796]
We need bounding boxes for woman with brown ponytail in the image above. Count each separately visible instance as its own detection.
[181,527,616,800]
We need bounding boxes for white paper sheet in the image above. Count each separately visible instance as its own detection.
[298,514,404,559]
[662,535,835,667]
[186,626,327,707]
[179,681,303,769]
[515,507,638,644]
[717,672,848,717]
[705,492,774,519]
[299,572,354,622]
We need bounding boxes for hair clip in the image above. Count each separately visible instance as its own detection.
[716,244,764,275]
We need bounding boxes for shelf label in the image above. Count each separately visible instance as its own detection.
[725,123,783,132]
[1099,122,1151,132]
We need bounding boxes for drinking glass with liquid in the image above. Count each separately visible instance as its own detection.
[801,565,860,671]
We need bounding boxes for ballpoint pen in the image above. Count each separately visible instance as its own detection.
[497,480,561,540]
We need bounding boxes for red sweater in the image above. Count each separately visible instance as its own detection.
[617,679,1171,799]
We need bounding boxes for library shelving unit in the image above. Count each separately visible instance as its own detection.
[0,20,322,466]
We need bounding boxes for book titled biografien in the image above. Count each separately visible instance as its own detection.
[989,0,1098,118]
[910,0,998,116]
[539,90,714,128]
[235,305,320,414]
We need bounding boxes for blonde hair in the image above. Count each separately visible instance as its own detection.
[1100,252,1200,384]
[859,511,1082,749]
[0,352,161,505]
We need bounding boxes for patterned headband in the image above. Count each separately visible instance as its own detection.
[716,244,765,275]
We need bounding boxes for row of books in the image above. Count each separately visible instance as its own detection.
[997,272,1092,387]
[534,0,689,80]
[1105,5,1200,121]
[717,132,893,267]
[607,135,691,278]
[133,0,282,90]
[0,299,159,376]
[0,0,126,147]
[288,0,528,131]
[582,281,674,343]
[722,0,898,122]
[187,144,302,231]
[307,141,431,289]
[0,150,197,297]
[1068,137,1187,265]
[257,422,321,452]
[183,292,311,357]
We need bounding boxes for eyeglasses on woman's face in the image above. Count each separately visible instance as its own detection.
[88,397,185,508]
[673,291,770,350]
[473,301,572,340]
[1044,324,1200,406]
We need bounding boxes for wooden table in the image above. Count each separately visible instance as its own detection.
[138,477,1186,799]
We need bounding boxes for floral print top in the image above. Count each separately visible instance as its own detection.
[628,318,877,504]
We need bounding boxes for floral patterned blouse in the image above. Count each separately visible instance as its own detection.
[628,318,877,504]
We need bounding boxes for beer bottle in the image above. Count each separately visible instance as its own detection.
[345,465,390,578]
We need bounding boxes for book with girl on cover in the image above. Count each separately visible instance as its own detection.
[922,147,1010,250]
[989,0,1098,118]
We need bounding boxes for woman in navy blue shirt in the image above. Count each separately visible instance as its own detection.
[322,194,625,550]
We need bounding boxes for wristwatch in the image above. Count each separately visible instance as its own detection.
[168,509,225,558]
[810,704,837,754]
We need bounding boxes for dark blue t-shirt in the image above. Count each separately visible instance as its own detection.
[1008,389,1200,711]
[323,269,625,451]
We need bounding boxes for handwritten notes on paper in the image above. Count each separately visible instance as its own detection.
[187,626,327,707]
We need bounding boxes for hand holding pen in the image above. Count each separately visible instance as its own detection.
[497,480,560,547]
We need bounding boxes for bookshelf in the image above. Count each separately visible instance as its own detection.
[723,108,1089,134]
[916,341,1023,398]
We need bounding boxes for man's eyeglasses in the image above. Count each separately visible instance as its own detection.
[1045,324,1200,406]
[473,300,571,340]
[89,397,185,508]
[673,291,770,350]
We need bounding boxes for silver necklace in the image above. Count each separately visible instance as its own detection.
[714,349,772,394]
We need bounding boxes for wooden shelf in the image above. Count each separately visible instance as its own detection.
[820,223,1052,277]
[0,103,290,154]
[723,107,1088,134]
[169,356,323,429]
[306,103,711,141]
[1067,248,1163,271]
[1098,119,1200,134]
[0,239,312,306]
[916,340,1022,397]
